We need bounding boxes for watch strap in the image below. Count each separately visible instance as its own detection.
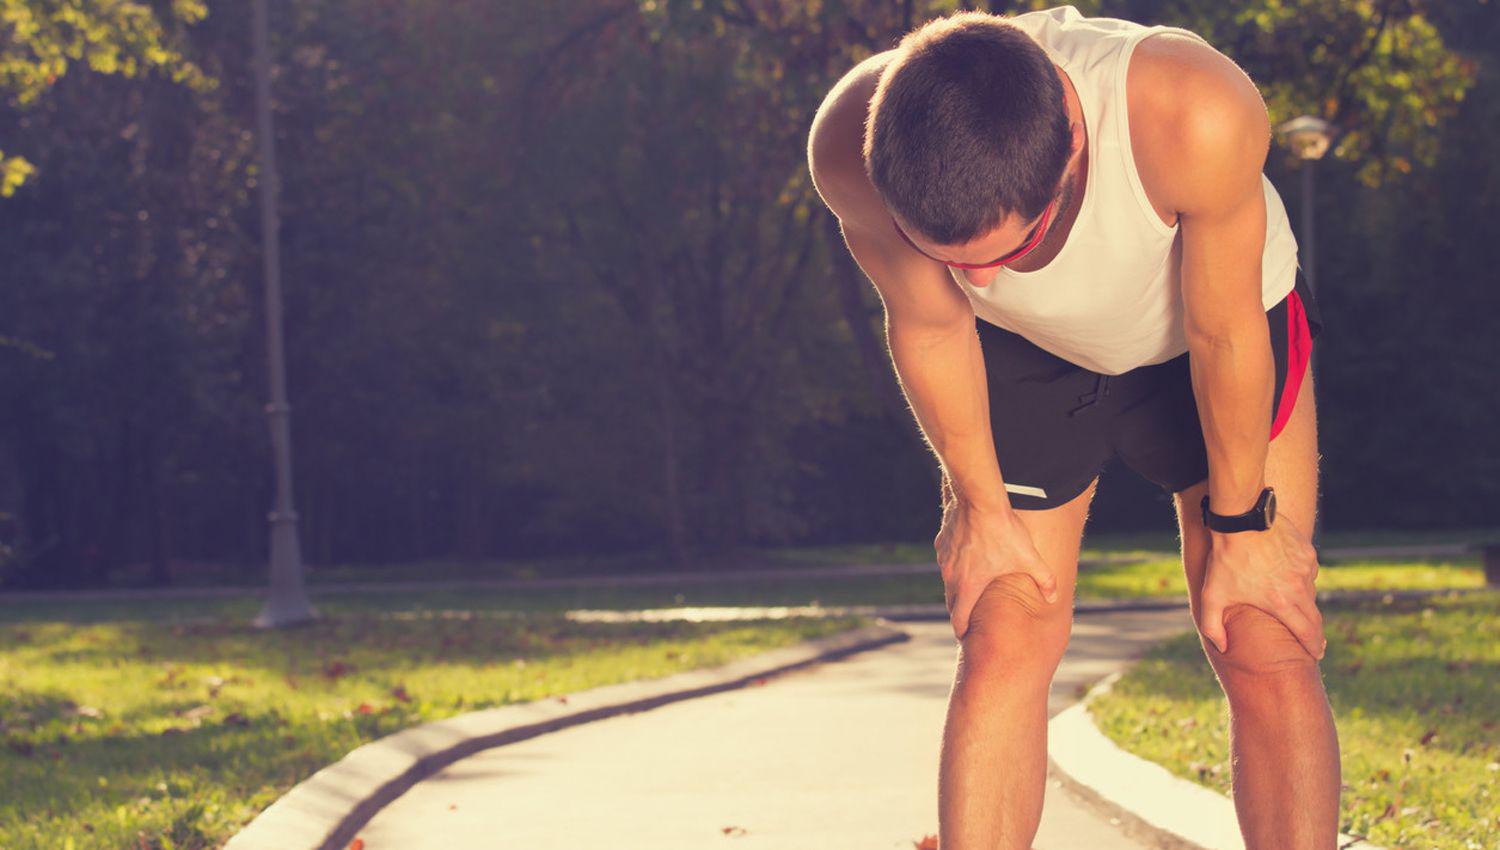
[1201,488,1273,533]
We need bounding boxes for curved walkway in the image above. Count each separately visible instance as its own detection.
[348,607,1198,850]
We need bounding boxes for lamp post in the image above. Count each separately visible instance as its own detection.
[1276,115,1337,295]
[1275,115,1336,546]
[251,0,317,629]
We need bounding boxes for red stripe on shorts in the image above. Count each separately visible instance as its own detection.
[1270,287,1311,441]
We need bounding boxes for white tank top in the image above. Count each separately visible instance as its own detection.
[955,5,1300,375]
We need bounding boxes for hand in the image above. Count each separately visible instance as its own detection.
[935,497,1059,641]
[1198,514,1324,660]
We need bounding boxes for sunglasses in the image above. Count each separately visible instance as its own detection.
[890,196,1057,270]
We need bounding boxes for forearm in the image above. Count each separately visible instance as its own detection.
[1186,319,1275,516]
[886,317,1012,514]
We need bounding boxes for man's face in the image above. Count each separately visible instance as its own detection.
[892,122,1081,288]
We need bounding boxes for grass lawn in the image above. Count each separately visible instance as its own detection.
[1086,589,1500,850]
[5,554,1481,641]
[111,526,1500,589]
[8,556,1487,627]
[0,595,871,850]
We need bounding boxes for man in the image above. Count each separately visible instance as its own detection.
[806,7,1338,850]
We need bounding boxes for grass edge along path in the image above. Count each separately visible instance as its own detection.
[6,555,1485,627]
[1086,588,1500,850]
[0,605,872,850]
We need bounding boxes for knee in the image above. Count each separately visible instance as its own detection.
[1206,602,1321,686]
[958,572,1070,679]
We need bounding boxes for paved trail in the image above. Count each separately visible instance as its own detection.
[353,606,1198,850]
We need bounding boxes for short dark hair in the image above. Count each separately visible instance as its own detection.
[863,11,1072,246]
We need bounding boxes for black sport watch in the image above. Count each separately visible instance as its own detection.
[1201,487,1276,533]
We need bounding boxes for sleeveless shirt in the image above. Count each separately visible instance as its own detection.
[955,5,1300,375]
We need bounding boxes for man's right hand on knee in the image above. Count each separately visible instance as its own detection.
[936,500,1060,640]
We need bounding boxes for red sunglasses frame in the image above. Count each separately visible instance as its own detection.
[890,197,1057,270]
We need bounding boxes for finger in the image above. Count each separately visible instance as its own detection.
[1030,567,1059,605]
[1199,595,1227,655]
[1277,599,1324,660]
[1295,596,1327,659]
[949,581,979,641]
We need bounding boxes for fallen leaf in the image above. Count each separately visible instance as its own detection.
[914,833,939,849]
[181,705,214,721]
[1419,728,1437,746]
[356,703,375,715]
[348,839,364,850]
[720,825,748,836]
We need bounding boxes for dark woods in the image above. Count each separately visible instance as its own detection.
[0,0,1495,589]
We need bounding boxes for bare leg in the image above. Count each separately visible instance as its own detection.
[939,478,1096,850]
[1175,360,1342,849]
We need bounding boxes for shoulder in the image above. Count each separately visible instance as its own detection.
[1126,31,1271,215]
[807,49,900,232]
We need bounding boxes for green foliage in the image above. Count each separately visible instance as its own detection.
[0,0,1493,585]
[1106,0,1477,186]
[0,0,210,193]
[0,149,34,195]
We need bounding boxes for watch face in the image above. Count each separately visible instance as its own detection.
[1264,488,1277,527]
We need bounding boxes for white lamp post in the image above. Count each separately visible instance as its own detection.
[1276,115,1337,295]
[251,0,317,629]
[1276,115,1337,546]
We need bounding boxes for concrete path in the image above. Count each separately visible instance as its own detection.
[350,606,1198,850]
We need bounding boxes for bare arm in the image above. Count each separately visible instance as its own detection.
[1166,48,1276,517]
[837,223,1013,513]
[808,91,1061,638]
[807,70,1014,515]
[1149,38,1324,660]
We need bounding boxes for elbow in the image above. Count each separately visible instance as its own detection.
[1183,314,1265,357]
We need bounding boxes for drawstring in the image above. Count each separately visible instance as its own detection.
[1067,373,1111,417]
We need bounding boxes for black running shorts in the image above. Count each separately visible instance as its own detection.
[976,268,1324,511]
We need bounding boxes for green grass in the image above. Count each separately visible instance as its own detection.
[5,556,1485,630]
[0,596,871,850]
[0,552,1488,849]
[1086,589,1500,850]
[1078,555,1488,599]
[89,527,1500,590]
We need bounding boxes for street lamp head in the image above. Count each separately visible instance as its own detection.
[1277,115,1338,161]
